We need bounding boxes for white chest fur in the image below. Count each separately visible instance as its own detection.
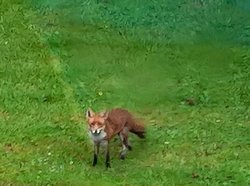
[89,130,107,143]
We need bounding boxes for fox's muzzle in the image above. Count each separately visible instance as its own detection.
[90,127,104,136]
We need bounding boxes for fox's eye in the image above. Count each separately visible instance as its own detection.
[90,123,94,126]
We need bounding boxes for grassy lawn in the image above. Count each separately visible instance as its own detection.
[1,0,249,185]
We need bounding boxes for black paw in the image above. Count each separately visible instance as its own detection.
[106,162,111,168]
[128,145,132,151]
[92,154,97,166]
[120,154,125,160]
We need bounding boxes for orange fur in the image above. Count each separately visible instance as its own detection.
[103,108,145,139]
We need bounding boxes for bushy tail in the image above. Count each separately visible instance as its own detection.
[130,119,145,139]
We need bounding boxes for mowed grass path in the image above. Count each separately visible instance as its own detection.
[1,1,250,185]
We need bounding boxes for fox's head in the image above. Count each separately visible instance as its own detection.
[86,108,109,136]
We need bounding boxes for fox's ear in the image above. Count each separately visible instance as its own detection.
[100,111,109,120]
[86,108,95,118]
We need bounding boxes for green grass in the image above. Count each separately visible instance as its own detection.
[1,0,250,185]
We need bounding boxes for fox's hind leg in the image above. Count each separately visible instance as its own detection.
[119,133,127,160]
[123,127,132,150]
[119,127,131,159]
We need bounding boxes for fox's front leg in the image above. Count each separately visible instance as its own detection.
[104,141,111,168]
[93,143,100,166]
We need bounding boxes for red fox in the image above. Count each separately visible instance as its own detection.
[85,108,145,168]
